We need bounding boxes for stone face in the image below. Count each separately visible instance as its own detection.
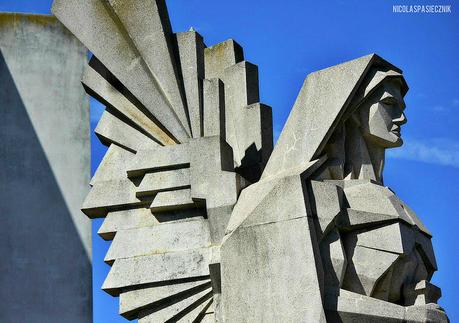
[0,13,91,322]
[221,54,445,322]
[50,0,447,321]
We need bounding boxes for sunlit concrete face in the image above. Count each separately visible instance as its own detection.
[0,13,91,323]
[359,80,407,148]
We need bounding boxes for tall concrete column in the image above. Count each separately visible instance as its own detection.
[0,13,91,323]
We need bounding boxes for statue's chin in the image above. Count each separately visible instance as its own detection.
[389,137,403,148]
[364,133,403,148]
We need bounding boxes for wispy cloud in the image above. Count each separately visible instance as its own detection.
[387,138,459,168]
[433,105,446,112]
[428,98,459,113]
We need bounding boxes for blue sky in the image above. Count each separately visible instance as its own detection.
[2,0,458,322]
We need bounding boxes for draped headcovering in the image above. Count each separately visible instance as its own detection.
[262,54,408,180]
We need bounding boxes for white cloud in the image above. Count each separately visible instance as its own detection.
[427,98,459,112]
[387,138,459,168]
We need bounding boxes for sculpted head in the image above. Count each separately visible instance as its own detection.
[319,71,409,183]
[358,78,407,148]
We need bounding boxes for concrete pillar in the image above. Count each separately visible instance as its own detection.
[0,13,91,323]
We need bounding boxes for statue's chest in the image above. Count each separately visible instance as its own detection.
[340,181,431,236]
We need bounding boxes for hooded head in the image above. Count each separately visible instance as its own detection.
[262,54,408,183]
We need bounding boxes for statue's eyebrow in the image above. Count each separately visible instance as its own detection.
[380,91,406,110]
[380,92,397,104]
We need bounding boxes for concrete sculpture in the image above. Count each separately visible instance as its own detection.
[51,0,448,322]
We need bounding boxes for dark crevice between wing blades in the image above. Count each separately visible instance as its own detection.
[159,0,193,136]
[101,0,192,138]
[89,56,180,144]
[122,281,212,320]
[166,291,213,322]
[52,0,190,142]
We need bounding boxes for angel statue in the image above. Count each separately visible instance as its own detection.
[52,0,448,322]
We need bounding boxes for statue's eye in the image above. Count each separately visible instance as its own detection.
[381,97,397,106]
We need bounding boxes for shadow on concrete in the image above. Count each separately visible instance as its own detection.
[0,50,92,323]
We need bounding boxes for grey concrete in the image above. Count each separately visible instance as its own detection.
[221,55,446,322]
[204,39,244,80]
[127,144,191,177]
[221,175,326,322]
[50,0,448,320]
[203,78,225,139]
[105,219,211,264]
[150,188,196,212]
[82,64,175,146]
[90,144,135,185]
[83,177,143,218]
[52,0,190,143]
[102,248,212,294]
[189,136,241,243]
[95,110,159,152]
[262,54,376,179]
[0,13,91,323]
[120,279,212,319]
[177,30,205,138]
[139,287,213,323]
[137,168,191,197]
[222,61,260,159]
[98,208,160,241]
[105,0,191,138]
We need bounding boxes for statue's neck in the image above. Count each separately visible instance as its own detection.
[344,124,385,184]
[365,141,385,184]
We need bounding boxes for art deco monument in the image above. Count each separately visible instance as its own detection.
[51,0,449,322]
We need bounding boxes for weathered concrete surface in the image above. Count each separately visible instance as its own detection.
[221,175,326,323]
[50,0,447,320]
[82,63,175,146]
[0,13,91,323]
[177,30,205,138]
[105,0,191,138]
[204,39,244,80]
[52,0,190,143]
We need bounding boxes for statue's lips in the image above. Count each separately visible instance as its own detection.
[392,125,401,136]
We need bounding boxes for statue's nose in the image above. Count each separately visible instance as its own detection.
[393,112,407,125]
